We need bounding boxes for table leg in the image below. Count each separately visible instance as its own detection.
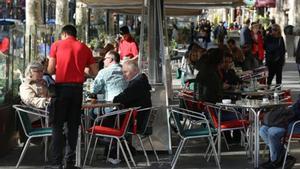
[117,114,120,160]
[76,126,81,166]
[218,107,221,162]
[84,109,90,153]
[248,108,254,160]
[250,108,260,168]
[255,110,262,168]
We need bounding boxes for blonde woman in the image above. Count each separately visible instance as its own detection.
[19,61,51,122]
[264,24,286,86]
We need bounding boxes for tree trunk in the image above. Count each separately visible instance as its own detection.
[55,0,69,39]
[25,0,42,62]
[76,0,87,42]
[56,0,68,26]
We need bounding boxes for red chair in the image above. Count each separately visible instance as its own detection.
[178,96,206,129]
[279,89,293,104]
[83,108,136,169]
[179,93,205,111]
[205,103,249,160]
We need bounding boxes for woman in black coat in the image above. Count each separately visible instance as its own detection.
[264,24,286,87]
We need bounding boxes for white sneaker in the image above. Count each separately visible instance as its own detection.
[107,158,121,165]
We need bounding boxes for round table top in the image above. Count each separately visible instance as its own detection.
[82,101,121,109]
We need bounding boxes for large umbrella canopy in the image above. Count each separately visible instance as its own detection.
[82,0,244,12]
[82,0,244,6]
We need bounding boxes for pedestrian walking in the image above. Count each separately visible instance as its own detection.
[264,24,286,87]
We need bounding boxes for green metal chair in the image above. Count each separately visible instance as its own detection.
[13,104,52,168]
[169,106,221,169]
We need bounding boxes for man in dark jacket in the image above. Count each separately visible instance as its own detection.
[259,99,300,169]
[113,60,152,132]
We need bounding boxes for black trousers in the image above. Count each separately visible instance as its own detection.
[50,84,83,166]
[267,63,283,86]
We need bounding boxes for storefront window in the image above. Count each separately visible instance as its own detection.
[0,23,25,105]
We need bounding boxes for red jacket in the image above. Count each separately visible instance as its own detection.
[252,32,264,61]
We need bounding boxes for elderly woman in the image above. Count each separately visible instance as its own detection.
[19,61,51,122]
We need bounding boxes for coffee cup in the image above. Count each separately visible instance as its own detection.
[222,99,231,104]
[262,98,269,103]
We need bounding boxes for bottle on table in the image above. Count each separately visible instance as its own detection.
[273,88,279,104]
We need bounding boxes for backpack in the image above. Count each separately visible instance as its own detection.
[263,106,295,128]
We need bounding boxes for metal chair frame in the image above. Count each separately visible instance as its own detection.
[169,106,221,169]
[282,120,300,169]
[82,108,136,169]
[204,103,249,161]
[13,104,51,168]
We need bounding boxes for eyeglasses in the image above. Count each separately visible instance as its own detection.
[272,28,279,32]
[32,69,43,73]
[104,57,111,60]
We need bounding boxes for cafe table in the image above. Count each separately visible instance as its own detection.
[217,99,289,168]
[75,101,121,166]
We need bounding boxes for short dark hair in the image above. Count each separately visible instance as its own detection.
[271,19,276,25]
[106,50,120,63]
[61,25,77,37]
[206,48,224,65]
[120,26,130,35]
[227,38,236,45]
[245,19,251,25]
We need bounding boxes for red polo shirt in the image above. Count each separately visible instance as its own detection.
[49,36,95,84]
[118,36,139,60]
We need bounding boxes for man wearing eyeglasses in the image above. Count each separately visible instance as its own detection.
[92,50,127,102]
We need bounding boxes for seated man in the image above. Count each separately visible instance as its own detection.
[259,101,300,169]
[102,60,151,164]
[113,60,152,132]
[92,50,127,102]
[19,61,51,122]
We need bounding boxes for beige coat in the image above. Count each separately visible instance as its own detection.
[19,79,50,122]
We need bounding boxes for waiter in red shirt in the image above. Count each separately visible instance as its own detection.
[118,26,139,62]
[47,25,98,169]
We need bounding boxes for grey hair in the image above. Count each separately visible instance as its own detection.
[24,61,44,79]
[123,60,139,73]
